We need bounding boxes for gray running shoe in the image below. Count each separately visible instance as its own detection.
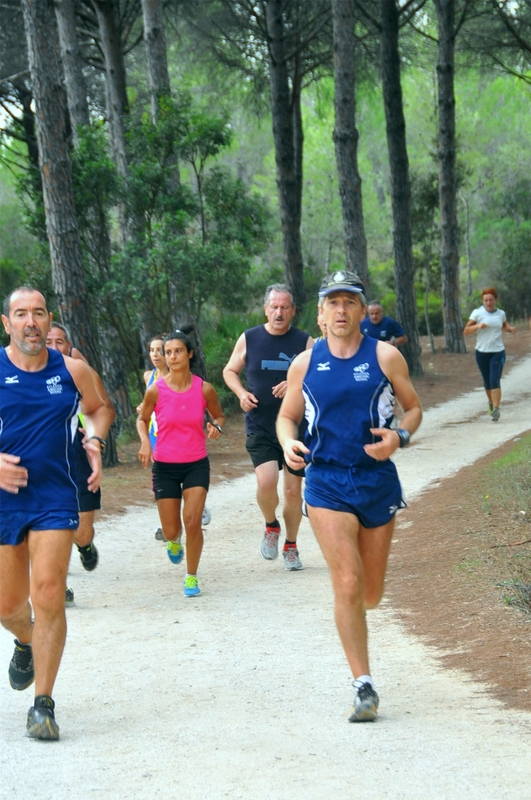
[283,547,303,571]
[65,587,75,606]
[27,695,60,740]
[491,408,500,422]
[9,640,34,691]
[155,527,164,541]
[260,526,280,560]
[202,507,211,526]
[348,682,379,722]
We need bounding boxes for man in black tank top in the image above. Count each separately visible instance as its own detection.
[223,284,313,570]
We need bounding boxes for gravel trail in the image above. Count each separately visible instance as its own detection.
[1,356,530,799]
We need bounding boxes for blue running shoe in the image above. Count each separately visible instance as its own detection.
[184,575,201,597]
[167,539,184,564]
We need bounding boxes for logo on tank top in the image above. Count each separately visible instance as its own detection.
[353,363,370,381]
[46,375,63,394]
[317,361,330,371]
[4,375,19,384]
[261,352,296,371]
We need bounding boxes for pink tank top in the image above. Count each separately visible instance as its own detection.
[153,374,207,463]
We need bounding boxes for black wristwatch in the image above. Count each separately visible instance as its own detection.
[396,428,411,448]
[88,435,106,452]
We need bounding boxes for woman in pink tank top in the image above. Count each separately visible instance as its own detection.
[137,329,225,597]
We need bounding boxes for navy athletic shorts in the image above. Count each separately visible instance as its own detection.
[152,457,210,500]
[304,460,406,529]
[0,510,79,546]
[245,433,305,477]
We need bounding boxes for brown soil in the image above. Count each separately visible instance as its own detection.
[102,325,531,712]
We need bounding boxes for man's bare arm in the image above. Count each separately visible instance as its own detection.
[276,351,312,471]
[222,332,259,412]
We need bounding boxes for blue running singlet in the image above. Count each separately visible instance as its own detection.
[303,336,395,469]
[0,347,80,513]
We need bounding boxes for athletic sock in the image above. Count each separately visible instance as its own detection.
[354,674,375,690]
[185,574,196,579]
[284,539,297,550]
[266,520,280,530]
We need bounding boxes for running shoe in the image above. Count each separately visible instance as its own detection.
[77,542,99,571]
[202,507,211,526]
[260,525,280,560]
[348,682,379,722]
[65,587,75,606]
[167,539,184,564]
[155,527,164,540]
[283,547,303,571]
[491,408,500,422]
[9,640,34,691]
[184,575,201,597]
[27,695,60,740]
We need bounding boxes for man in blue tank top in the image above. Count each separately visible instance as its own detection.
[361,300,408,348]
[0,287,110,741]
[223,284,313,570]
[277,271,422,722]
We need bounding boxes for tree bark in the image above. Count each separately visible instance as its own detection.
[55,0,127,463]
[331,0,369,291]
[266,0,306,310]
[435,0,467,352]
[55,0,90,141]
[141,0,170,116]
[21,0,101,372]
[141,0,180,185]
[93,0,129,181]
[379,0,422,375]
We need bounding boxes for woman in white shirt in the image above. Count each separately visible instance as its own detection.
[464,287,516,421]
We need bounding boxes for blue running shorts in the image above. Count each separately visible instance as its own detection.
[304,460,406,529]
[0,510,79,546]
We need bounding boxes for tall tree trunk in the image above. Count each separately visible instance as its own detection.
[331,0,369,291]
[266,0,306,310]
[141,0,180,185]
[55,0,126,464]
[141,0,170,116]
[93,0,129,181]
[21,0,101,372]
[435,0,467,353]
[55,0,90,141]
[379,0,422,375]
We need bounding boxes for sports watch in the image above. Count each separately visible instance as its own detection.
[395,428,411,448]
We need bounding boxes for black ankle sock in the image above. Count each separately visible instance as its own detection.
[284,539,297,549]
[266,520,280,529]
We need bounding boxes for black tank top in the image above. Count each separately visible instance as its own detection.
[244,325,309,437]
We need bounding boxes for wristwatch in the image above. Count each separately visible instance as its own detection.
[88,435,106,451]
[396,428,411,448]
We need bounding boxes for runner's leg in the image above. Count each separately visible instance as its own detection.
[254,460,280,524]
[28,528,74,697]
[282,470,303,542]
[182,486,207,575]
[0,541,33,644]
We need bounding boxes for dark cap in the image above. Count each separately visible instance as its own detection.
[318,270,365,298]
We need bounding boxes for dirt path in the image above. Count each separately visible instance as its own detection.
[1,358,530,799]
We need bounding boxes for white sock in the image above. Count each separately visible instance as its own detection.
[354,674,374,689]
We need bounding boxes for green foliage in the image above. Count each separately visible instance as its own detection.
[497,224,531,319]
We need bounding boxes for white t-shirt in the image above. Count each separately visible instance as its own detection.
[469,306,506,352]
